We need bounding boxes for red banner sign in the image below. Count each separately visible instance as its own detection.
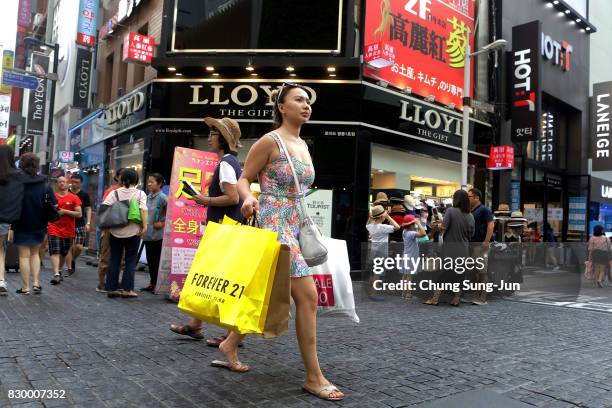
[363,0,475,109]
[122,32,155,64]
[487,145,515,170]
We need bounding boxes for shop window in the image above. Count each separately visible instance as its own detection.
[108,139,146,189]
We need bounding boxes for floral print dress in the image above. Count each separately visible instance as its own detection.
[258,132,315,278]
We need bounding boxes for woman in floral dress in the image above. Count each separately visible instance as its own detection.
[211,83,344,401]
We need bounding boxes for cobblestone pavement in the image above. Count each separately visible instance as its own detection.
[1,260,611,408]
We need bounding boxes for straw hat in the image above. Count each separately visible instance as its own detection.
[401,214,417,227]
[507,211,528,227]
[204,117,242,152]
[373,192,389,205]
[404,195,416,208]
[494,203,511,217]
[370,205,386,218]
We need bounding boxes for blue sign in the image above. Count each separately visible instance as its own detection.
[1,70,39,90]
[568,196,587,232]
[511,182,521,212]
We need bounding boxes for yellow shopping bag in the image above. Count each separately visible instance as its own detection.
[178,220,284,335]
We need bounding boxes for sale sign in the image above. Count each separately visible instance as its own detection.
[363,0,475,109]
[122,32,155,64]
[487,145,514,170]
[164,147,219,300]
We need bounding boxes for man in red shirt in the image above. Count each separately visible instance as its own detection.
[49,176,82,285]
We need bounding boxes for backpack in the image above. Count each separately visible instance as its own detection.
[0,176,24,223]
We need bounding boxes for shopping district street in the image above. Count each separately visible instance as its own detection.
[1,258,611,408]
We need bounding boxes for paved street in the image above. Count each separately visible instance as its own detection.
[1,259,611,408]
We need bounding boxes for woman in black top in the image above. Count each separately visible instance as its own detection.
[169,117,244,347]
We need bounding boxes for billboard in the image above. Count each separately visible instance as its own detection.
[363,0,476,109]
[510,21,541,143]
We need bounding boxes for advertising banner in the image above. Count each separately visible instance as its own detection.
[304,189,334,237]
[122,32,155,64]
[163,147,219,300]
[18,0,32,27]
[25,52,48,140]
[73,47,92,109]
[510,21,541,143]
[363,0,476,109]
[486,145,514,170]
[0,95,10,139]
[0,50,15,94]
[511,182,520,212]
[76,0,99,47]
[591,81,612,171]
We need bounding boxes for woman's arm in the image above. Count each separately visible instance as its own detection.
[386,213,400,231]
[238,136,275,218]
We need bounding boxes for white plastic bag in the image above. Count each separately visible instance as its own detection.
[309,238,360,323]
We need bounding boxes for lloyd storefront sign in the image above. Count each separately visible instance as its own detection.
[591,81,612,171]
[73,47,92,109]
[363,0,476,109]
[510,21,541,143]
[486,145,514,170]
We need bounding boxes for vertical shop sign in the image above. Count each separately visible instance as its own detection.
[18,0,32,27]
[76,0,99,47]
[162,147,219,301]
[511,182,521,212]
[486,145,514,170]
[122,32,155,64]
[591,81,612,171]
[25,53,48,140]
[363,0,476,109]
[73,47,92,109]
[510,21,541,142]
[568,197,586,232]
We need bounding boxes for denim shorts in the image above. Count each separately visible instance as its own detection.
[0,223,9,236]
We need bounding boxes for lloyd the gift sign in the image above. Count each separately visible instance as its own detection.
[122,32,155,64]
[73,47,92,109]
[486,145,514,170]
[510,21,541,143]
[591,82,612,171]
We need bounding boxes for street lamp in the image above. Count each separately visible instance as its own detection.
[461,35,507,190]
[24,37,59,162]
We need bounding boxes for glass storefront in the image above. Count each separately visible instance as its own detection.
[370,144,467,206]
[107,139,146,188]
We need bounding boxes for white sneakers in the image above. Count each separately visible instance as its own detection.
[0,280,7,296]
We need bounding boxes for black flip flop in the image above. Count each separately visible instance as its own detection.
[16,288,30,295]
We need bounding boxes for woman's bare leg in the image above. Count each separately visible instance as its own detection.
[29,244,41,287]
[17,245,31,291]
[291,276,344,399]
[0,235,6,283]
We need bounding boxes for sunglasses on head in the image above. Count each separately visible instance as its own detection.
[276,82,302,104]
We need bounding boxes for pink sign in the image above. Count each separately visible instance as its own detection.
[166,147,219,300]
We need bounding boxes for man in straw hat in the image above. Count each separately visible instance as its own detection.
[170,117,246,350]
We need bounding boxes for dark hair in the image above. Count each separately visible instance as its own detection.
[71,173,83,182]
[270,83,309,129]
[121,168,139,188]
[19,152,40,176]
[453,189,471,213]
[594,225,605,236]
[113,167,126,183]
[469,188,483,202]
[148,172,164,186]
[0,145,16,185]
[213,126,238,156]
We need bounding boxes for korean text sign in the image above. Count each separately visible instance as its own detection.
[363,0,475,108]
[166,147,219,300]
[76,0,99,47]
[122,32,155,64]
